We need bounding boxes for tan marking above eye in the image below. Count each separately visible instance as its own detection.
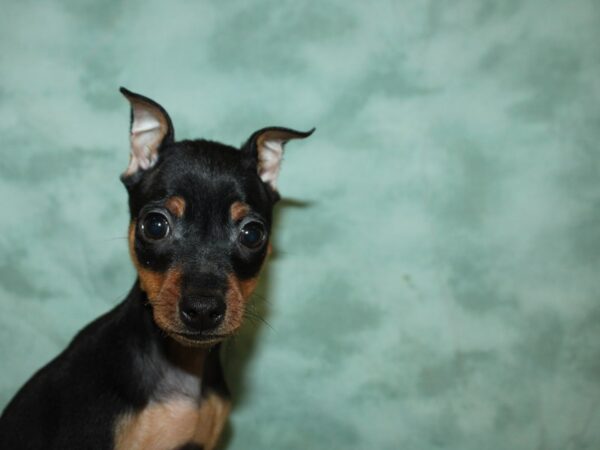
[230,201,250,222]
[165,196,186,218]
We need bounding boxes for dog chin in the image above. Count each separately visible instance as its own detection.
[168,330,230,347]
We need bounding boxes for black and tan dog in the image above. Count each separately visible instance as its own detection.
[0,88,313,449]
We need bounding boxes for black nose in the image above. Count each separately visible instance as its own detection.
[179,296,225,331]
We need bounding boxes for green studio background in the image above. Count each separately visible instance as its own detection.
[1,1,600,449]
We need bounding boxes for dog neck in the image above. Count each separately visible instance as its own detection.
[123,281,213,402]
[165,338,208,378]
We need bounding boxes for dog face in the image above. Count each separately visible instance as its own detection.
[120,88,313,346]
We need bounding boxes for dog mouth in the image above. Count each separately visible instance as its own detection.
[171,330,230,344]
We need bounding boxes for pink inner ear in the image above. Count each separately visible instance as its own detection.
[124,102,169,177]
[257,138,286,189]
[252,128,313,191]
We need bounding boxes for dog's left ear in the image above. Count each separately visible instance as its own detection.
[120,87,174,179]
[242,127,315,192]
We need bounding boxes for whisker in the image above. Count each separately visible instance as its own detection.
[249,292,272,306]
[243,309,275,332]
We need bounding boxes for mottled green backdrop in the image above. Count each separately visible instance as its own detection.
[1,1,600,448]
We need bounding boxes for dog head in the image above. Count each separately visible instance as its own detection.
[120,88,313,346]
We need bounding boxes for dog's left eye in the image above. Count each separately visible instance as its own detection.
[140,212,170,241]
[239,221,266,249]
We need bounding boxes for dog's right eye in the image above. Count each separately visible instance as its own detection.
[140,212,170,241]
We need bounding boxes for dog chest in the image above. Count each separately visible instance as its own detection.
[113,392,230,450]
[113,353,230,450]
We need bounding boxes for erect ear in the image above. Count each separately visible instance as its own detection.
[242,127,315,191]
[120,87,174,179]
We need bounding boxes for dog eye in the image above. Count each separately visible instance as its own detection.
[140,212,170,240]
[239,221,266,249]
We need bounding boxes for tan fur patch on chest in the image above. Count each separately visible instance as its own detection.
[114,393,231,450]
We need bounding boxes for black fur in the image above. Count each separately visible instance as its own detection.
[0,88,313,449]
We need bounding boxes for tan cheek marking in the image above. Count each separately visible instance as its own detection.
[151,269,183,332]
[128,222,182,331]
[165,195,186,218]
[222,241,273,333]
[225,274,260,332]
[240,278,259,299]
[230,201,250,222]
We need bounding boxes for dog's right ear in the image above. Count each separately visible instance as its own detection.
[120,87,174,181]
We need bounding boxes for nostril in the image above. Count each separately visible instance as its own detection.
[179,297,225,331]
[182,307,198,320]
